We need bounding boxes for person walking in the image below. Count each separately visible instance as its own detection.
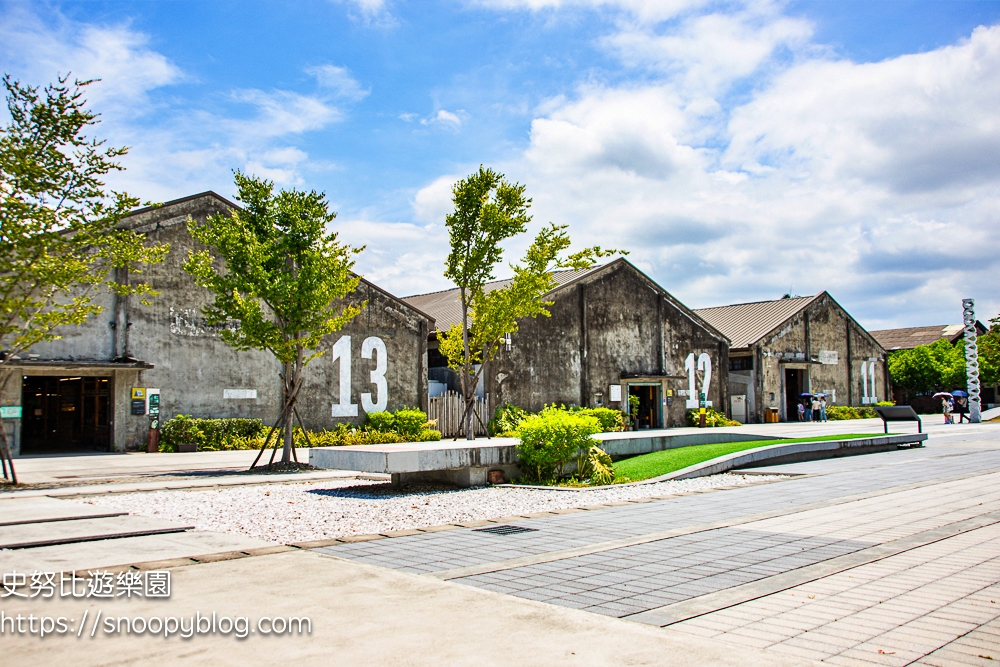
[811,396,821,422]
[797,401,805,422]
[955,396,970,423]
[942,396,954,424]
[820,396,828,422]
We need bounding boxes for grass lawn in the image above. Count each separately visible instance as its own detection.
[612,434,880,483]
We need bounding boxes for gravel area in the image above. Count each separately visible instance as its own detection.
[76,473,786,544]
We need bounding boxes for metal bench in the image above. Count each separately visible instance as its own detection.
[874,406,923,434]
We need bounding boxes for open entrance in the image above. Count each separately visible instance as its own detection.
[628,384,661,430]
[783,368,803,422]
[21,376,111,453]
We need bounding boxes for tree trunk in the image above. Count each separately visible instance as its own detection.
[281,360,295,463]
[0,370,18,484]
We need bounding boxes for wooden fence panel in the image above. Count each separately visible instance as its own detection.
[428,392,491,437]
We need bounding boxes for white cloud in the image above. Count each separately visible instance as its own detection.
[330,218,451,296]
[336,0,396,26]
[227,89,343,137]
[483,13,1000,326]
[421,109,464,128]
[0,8,181,113]
[307,64,370,100]
[472,0,709,24]
[413,175,459,223]
[0,8,346,200]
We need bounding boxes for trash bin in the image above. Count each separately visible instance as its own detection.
[765,408,779,423]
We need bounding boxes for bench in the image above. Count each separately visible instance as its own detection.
[874,406,922,434]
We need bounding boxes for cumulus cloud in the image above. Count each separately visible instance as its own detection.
[413,175,459,223]
[479,4,1000,326]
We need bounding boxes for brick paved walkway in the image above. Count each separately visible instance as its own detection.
[317,434,1000,665]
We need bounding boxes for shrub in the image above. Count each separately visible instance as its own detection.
[159,415,266,452]
[489,404,530,436]
[392,408,428,438]
[574,407,626,432]
[416,428,442,442]
[685,407,740,427]
[515,409,601,482]
[581,446,615,486]
[364,411,397,433]
[825,405,879,420]
[875,400,895,407]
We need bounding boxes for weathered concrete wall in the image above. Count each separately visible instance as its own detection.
[17,193,430,453]
[751,293,887,421]
[488,261,729,427]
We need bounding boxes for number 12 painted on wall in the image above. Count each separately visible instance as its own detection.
[685,353,713,409]
[331,335,388,417]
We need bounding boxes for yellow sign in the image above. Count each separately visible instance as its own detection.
[131,388,146,400]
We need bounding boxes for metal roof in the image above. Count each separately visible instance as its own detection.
[693,294,822,349]
[402,266,600,331]
[870,324,970,351]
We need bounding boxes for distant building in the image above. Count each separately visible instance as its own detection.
[870,323,986,351]
[3,192,432,455]
[871,322,994,407]
[404,258,730,429]
[694,293,886,423]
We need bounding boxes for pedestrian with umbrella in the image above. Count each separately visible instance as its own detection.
[933,392,954,424]
[952,390,971,423]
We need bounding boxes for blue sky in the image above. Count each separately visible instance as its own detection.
[2,0,999,329]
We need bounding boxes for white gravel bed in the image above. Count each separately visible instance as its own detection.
[75,473,785,544]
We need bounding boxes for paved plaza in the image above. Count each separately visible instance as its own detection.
[315,419,1000,665]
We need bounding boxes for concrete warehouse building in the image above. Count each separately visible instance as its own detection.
[404,258,731,429]
[694,293,888,423]
[2,192,433,456]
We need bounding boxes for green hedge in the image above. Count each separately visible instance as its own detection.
[489,403,626,436]
[825,405,883,420]
[159,407,442,452]
[685,407,741,427]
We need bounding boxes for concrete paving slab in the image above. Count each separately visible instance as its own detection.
[0,530,276,573]
[0,549,814,667]
[0,514,194,550]
[0,496,127,525]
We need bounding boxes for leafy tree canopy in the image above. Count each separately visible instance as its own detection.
[183,171,364,463]
[439,165,620,438]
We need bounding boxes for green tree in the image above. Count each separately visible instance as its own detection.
[976,315,1000,386]
[0,75,168,483]
[888,338,965,393]
[183,172,363,466]
[439,166,618,439]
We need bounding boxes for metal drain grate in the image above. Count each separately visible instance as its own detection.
[473,524,538,536]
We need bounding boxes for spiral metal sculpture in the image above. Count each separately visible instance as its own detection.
[963,298,982,423]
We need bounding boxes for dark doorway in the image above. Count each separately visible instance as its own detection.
[21,376,111,452]
[784,368,802,422]
[628,385,661,429]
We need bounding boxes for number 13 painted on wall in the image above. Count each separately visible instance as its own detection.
[684,353,713,409]
[330,335,388,417]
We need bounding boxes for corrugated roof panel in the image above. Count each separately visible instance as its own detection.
[402,266,599,331]
[870,324,961,351]
[693,295,820,349]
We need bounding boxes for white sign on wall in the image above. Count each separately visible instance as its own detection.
[609,384,622,402]
[818,350,839,365]
[223,389,257,399]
